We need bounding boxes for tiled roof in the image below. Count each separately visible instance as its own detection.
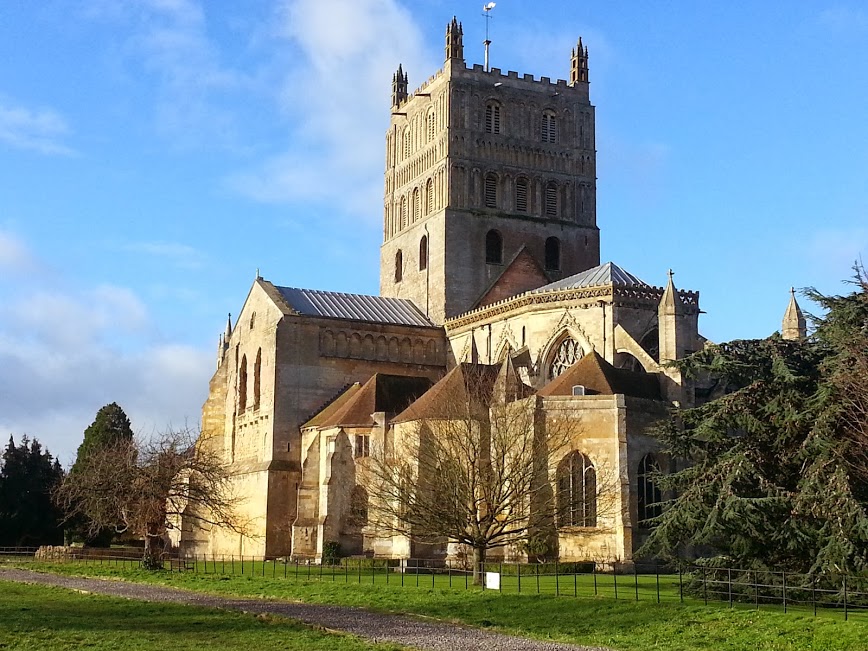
[274,286,434,328]
[316,374,433,429]
[538,350,662,401]
[393,361,534,423]
[531,262,650,294]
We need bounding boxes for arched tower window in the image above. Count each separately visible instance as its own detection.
[545,181,558,217]
[394,250,403,282]
[638,454,662,526]
[484,173,498,208]
[412,187,420,222]
[541,111,558,143]
[545,237,561,271]
[249,312,256,330]
[238,354,248,411]
[253,348,261,410]
[425,178,434,214]
[485,229,502,264]
[400,196,407,229]
[549,337,584,379]
[515,177,529,212]
[485,103,501,134]
[427,109,435,142]
[557,451,596,528]
[403,128,410,160]
[419,235,428,271]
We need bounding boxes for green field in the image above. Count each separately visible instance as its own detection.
[7,560,867,651]
[0,579,406,651]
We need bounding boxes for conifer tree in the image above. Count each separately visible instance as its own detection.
[641,270,868,576]
[0,435,65,546]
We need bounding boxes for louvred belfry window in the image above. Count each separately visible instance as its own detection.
[515,178,528,212]
[484,174,497,208]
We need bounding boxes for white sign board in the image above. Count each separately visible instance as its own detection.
[485,571,500,590]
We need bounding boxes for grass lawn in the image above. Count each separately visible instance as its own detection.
[0,579,407,651]
[6,560,866,651]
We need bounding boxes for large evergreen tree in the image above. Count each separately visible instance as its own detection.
[67,402,135,544]
[0,435,65,546]
[641,270,868,575]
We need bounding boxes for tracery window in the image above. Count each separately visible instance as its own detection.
[638,454,662,526]
[549,337,583,379]
[557,451,596,528]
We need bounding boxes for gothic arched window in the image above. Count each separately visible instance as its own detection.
[403,128,411,159]
[400,196,407,229]
[253,349,261,410]
[638,454,662,527]
[549,337,583,379]
[484,173,498,208]
[545,236,561,271]
[419,235,428,271]
[515,177,529,212]
[394,250,403,282]
[413,187,421,222]
[557,451,596,528]
[485,103,501,134]
[485,229,502,264]
[238,354,248,411]
[545,181,558,217]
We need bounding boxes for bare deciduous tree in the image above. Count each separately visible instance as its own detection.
[363,363,617,584]
[55,428,248,568]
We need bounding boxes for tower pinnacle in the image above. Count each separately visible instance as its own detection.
[782,288,807,340]
[570,37,589,85]
[445,17,464,63]
[391,64,408,109]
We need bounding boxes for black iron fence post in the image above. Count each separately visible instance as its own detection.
[536,563,540,594]
[613,567,618,600]
[634,563,639,601]
[844,575,849,621]
[593,563,598,596]
[656,561,660,604]
[499,562,502,593]
[517,563,521,593]
[703,567,707,605]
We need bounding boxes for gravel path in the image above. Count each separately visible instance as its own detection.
[0,568,609,651]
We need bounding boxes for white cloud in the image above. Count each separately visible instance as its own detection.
[0,229,38,273]
[0,99,74,156]
[228,0,435,218]
[0,230,213,465]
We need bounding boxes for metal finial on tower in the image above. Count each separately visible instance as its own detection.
[256,267,261,279]
[483,2,496,72]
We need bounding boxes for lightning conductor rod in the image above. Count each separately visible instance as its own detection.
[483,2,496,72]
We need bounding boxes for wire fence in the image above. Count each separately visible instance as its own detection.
[5,548,867,621]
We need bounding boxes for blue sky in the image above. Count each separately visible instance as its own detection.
[1,0,866,463]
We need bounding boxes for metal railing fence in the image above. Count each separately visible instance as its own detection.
[5,548,866,621]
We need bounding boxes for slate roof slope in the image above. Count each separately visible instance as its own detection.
[314,374,433,429]
[538,350,662,401]
[393,361,534,423]
[531,262,651,294]
[274,286,435,328]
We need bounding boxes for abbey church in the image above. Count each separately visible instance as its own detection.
[182,18,807,563]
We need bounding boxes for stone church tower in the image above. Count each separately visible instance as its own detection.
[380,19,600,324]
